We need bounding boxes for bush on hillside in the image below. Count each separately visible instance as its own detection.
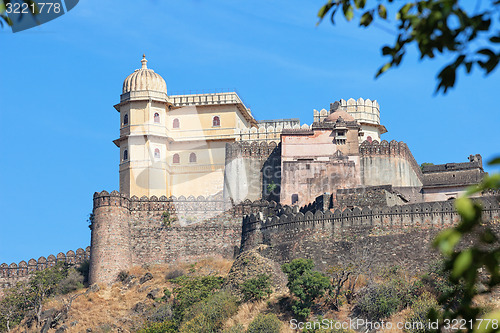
[137,321,177,333]
[282,259,330,320]
[179,291,238,333]
[404,293,438,333]
[171,275,225,321]
[247,313,282,333]
[56,268,85,294]
[240,274,273,302]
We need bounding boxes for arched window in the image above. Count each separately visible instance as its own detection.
[189,153,197,163]
[173,118,180,129]
[291,194,299,205]
[123,149,128,161]
[123,114,129,126]
[173,153,180,164]
[154,112,160,123]
[367,136,373,143]
[154,148,160,159]
[212,116,220,127]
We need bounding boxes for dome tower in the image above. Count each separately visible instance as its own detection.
[113,55,171,197]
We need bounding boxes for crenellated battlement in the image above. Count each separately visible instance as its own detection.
[225,141,280,161]
[241,196,500,252]
[235,124,311,143]
[314,98,381,124]
[0,247,90,291]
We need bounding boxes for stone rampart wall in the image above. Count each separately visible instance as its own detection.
[360,140,424,186]
[0,247,90,292]
[90,190,281,284]
[241,197,500,272]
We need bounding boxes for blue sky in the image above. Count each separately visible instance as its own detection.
[0,0,499,265]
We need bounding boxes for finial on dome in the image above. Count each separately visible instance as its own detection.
[141,54,147,69]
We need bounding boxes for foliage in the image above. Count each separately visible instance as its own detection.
[87,212,95,230]
[267,181,278,194]
[0,283,30,332]
[327,263,356,310]
[430,163,500,333]
[77,260,90,285]
[282,258,330,320]
[171,275,225,322]
[162,211,177,227]
[420,260,464,309]
[179,291,238,333]
[240,274,273,302]
[420,162,435,171]
[137,321,177,333]
[404,292,438,333]
[56,268,84,294]
[28,261,70,325]
[247,313,282,333]
[148,303,173,323]
[317,0,500,93]
[355,270,416,321]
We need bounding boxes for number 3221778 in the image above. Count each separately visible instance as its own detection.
[5,2,61,14]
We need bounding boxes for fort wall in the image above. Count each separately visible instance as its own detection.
[89,190,279,284]
[360,140,424,187]
[241,197,500,272]
[0,247,90,293]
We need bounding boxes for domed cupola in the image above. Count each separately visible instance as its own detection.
[122,55,167,94]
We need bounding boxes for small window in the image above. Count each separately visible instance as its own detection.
[173,118,180,129]
[123,114,129,126]
[367,136,372,143]
[291,194,299,205]
[212,116,220,127]
[154,112,160,123]
[123,149,128,161]
[173,153,180,164]
[154,148,160,159]
[189,153,197,163]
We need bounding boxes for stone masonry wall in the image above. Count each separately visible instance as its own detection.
[89,190,279,284]
[241,196,500,273]
[0,247,90,295]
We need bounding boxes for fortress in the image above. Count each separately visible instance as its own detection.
[1,56,498,289]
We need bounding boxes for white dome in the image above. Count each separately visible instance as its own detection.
[122,55,167,94]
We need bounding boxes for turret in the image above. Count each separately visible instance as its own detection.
[112,55,171,197]
[89,191,132,284]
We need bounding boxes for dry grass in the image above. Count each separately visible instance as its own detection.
[11,258,234,333]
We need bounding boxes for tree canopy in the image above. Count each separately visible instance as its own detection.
[318,0,500,93]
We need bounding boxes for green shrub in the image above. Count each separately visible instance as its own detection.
[404,293,438,333]
[137,321,177,333]
[171,275,225,321]
[56,268,84,294]
[282,259,330,320]
[247,313,282,333]
[165,269,185,280]
[355,281,408,320]
[77,260,90,285]
[179,291,238,333]
[240,274,272,302]
[420,261,464,309]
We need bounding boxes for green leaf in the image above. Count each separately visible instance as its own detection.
[452,249,473,278]
[376,62,391,77]
[455,197,475,221]
[318,3,332,19]
[344,6,354,21]
[488,157,500,165]
[434,229,461,256]
[360,12,373,27]
[378,4,387,19]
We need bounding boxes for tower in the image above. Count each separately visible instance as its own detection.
[113,55,171,197]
